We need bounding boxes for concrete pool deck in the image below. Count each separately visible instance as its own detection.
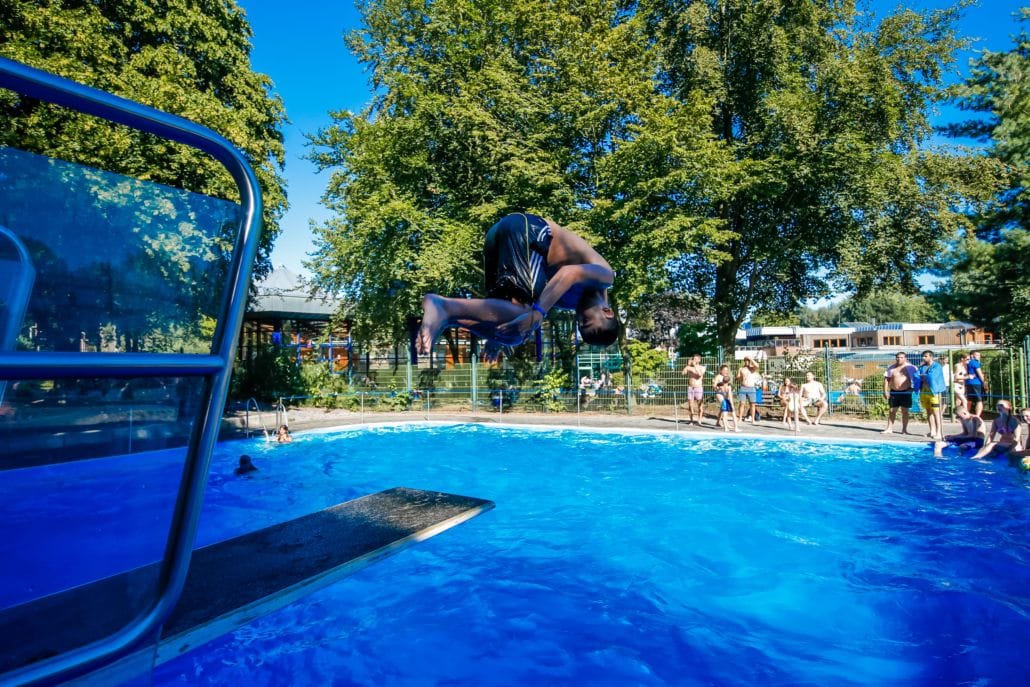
[230,406,956,446]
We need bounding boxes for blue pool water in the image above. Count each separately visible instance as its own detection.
[5,424,1029,685]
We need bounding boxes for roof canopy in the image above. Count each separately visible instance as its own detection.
[247,266,344,321]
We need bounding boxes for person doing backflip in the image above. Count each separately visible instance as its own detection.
[417,213,618,356]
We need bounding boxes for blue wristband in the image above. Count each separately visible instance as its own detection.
[531,303,547,318]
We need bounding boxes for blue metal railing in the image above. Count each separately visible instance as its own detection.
[0,57,262,686]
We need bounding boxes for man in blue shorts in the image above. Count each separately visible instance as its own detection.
[964,350,987,417]
[883,352,919,435]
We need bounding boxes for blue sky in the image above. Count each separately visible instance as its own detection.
[239,0,1026,278]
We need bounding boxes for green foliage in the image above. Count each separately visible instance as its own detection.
[623,340,667,381]
[944,8,1030,233]
[797,289,941,327]
[537,368,570,413]
[646,0,1003,349]
[381,385,413,411]
[933,229,1030,344]
[231,347,306,402]
[935,12,1030,344]
[839,290,940,324]
[308,0,723,345]
[0,0,288,273]
[676,322,720,357]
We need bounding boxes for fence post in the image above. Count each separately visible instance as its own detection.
[1021,336,1029,409]
[425,389,430,420]
[471,352,478,413]
[823,347,832,415]
[945,349,953,421]
[1009,347,1017,407]
[128,407,133,453]
[674,391,679,429]
[405,344,413,392]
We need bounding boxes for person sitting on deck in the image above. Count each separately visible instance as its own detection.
[971,400,1020,460]
[800,372,828,426]
[932,407,987,458]
[1008,407,1030,467]
[417,213,617,359]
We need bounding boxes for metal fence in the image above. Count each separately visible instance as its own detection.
[261,343,1029,423]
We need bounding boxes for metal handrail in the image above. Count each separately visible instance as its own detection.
[243,397,270,439]
[0,56,262,686]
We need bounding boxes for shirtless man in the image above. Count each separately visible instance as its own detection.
[417,213,617,356]
[883,352,918,435]
[932,406,987,458]
[800,371,828,425]
[681,354,706,426]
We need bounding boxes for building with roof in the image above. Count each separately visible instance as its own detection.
[739,321,994,355]
[239,266,350,370]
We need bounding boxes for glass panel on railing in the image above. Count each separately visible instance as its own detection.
[0,373,204,675]
[0,145,241,354]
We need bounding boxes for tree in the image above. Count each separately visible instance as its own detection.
[308,0,723,346]
[838,289,940,324]
[935,10,1030,344]
[642,0,1004,351]
[944,8,1030,233]
[934,229,1030,344]
[0,0,288,272]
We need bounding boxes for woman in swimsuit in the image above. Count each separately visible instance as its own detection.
[972,400,1020,459]
[952,354,968,414]
[779,378,801,430]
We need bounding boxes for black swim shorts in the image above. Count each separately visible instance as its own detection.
[888,390,913,409]
[965,385,982,403]
[484,213,552,305]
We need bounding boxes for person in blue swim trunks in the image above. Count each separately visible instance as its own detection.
[417,213,617,356]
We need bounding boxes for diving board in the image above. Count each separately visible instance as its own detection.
[0,487,493,679]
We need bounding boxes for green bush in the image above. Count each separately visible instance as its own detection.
[231,347,306,402]
[538,368,571,412]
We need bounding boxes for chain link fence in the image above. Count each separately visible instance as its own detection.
[243,343,1028,424]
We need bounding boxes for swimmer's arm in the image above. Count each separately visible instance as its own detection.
[535,263,614,313]
[495,264,614,342]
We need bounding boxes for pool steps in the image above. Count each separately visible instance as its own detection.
[0,487,493,684]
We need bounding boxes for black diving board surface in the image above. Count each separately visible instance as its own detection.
[0,487,493,677]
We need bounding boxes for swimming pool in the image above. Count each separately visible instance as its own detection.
[8,423,1030,685]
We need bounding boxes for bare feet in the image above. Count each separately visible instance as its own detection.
[417,294,448,355]
[881,428,894,434]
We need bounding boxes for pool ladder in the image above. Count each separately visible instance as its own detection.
[242,397,288,438]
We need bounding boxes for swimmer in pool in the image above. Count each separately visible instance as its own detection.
[235,455,258,476]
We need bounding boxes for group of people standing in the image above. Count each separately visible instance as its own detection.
[882,349,1029,466]
[680,356,828,432]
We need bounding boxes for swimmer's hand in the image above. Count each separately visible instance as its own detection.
[481,340,504,363]
[495,309,542,345]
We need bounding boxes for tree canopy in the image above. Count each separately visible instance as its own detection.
[311,0,1007,351]
[935,9,1030,344]
[0,0,288,272]
[308,0,727,344]
[646,0,1003,349]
